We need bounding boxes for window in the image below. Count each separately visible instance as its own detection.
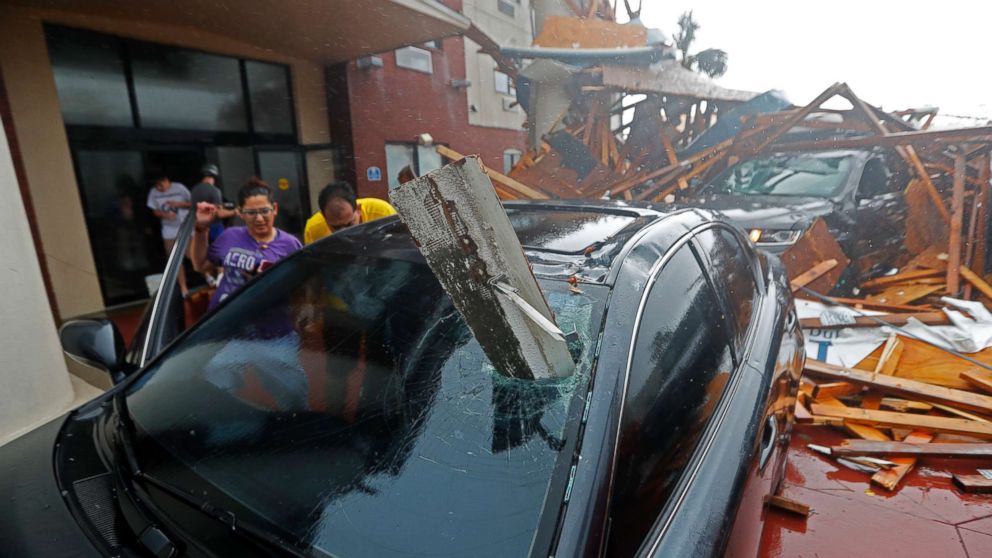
[46,25,297,137]
[245,60,294,135]
[608,245,735,557]
[46,27,133,127]
[504,149,522,173]
[497,0,516,17]
[131,44,248,131]
[693,228,759,353]
[706,153,857,198]
[126,254,606,557]
[494,69,516,96]
[385,142,445,186]
[395,46,433,74]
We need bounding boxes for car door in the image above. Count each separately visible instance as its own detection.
[694,227,800,558]
[851,156,907,275]
[123,212,193,370]
[604,238,740,557]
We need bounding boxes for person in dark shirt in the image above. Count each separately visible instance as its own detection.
[189,164,235,243]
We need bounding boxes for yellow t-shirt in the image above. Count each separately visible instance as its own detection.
[303,197,397,244]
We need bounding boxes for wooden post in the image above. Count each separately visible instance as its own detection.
[389,156,575,380]
[948,148,967,295]
[974,153,991,278]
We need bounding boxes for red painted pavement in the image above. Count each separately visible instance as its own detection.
[757,424,992,558]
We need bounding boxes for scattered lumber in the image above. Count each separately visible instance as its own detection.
[832,440,992,458]
[799,312,950,329]
[953,474,992,494]
[767,495,811,517]
[809,405,992,438]
[804,359,992,415]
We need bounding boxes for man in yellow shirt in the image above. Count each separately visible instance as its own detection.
[304,181,397,244]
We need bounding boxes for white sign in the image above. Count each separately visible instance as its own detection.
[367,166,382,182]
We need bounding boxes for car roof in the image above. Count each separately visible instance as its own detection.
[301,200,722,286]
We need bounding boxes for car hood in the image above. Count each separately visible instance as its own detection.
[678,194,837,230]
[0,414,99,557]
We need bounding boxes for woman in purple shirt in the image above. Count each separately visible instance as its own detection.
[190,177,302,308]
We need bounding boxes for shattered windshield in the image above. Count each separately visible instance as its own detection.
[124,251,606,557]
[704,153,856,198]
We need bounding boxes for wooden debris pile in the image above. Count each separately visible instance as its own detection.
[797,334,992,492]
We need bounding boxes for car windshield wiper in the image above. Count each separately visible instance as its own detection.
[112,393,309,558]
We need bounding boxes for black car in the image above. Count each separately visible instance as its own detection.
[687,148,909,281]
[0,202,803,558]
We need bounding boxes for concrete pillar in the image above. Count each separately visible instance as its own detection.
[0,113,74,445]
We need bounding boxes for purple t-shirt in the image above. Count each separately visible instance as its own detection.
[207,227,302,308]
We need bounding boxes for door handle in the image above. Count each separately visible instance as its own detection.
[759,415,778,471]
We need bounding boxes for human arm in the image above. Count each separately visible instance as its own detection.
[188,202,218,274]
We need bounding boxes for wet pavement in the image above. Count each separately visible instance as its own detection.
[758,424,992,557]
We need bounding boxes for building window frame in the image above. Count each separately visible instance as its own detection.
[494,69,516,96]
[45,24,298,142]
[496,0,516,18]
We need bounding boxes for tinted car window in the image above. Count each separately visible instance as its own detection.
[125,251,606,557]
[706,152,855,197]
[694,228,759,354]
[608,245,735,557]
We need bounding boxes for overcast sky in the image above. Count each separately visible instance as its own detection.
[622,0,990,124]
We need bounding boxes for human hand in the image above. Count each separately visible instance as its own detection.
[195,201,217,229]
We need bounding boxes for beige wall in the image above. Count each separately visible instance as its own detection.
[462,0,531,131]
[0,111,75,445]
[0,4,332,316]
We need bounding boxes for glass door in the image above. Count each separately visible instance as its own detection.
[256,149,308,238]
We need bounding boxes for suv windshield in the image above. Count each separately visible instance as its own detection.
[124,248,606,557]
[705,152,857,198]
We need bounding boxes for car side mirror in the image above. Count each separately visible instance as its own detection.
[59,319,126,383]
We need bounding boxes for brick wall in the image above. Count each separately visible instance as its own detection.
[344,28,526,200]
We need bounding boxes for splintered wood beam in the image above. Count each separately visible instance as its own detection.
[833,440,992,458]
[750,82,846,155]
[435,145,549,200]
[859,269,943,289]
[954,474,992,494]
[766,495,811,517]
[790,259,839,292]
[872,431,933,490]
[389,156,574,380]
[767,126,992,152]
[960,266,992,300]
[805,359,992,414]
[961,371,992,395]
[820,296,933,313]
[948,150,967,294]
[815,395,890,441]
[809,405,992,438]
[799,311,951,329]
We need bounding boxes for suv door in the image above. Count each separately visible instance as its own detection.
[123,213,194,370]
[852,155,907,275]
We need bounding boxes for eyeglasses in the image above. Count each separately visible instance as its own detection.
[329,222,354,232]
[241,207,274,218]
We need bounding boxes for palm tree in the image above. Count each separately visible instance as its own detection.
[674,11,729,79]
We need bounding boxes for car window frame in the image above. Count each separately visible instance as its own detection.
[691,225,765,364]
[603,222,765,555]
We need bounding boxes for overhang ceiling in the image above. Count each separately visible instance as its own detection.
[4,0,470,63]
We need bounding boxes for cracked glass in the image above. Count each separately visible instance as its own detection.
[125,251,606,557]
